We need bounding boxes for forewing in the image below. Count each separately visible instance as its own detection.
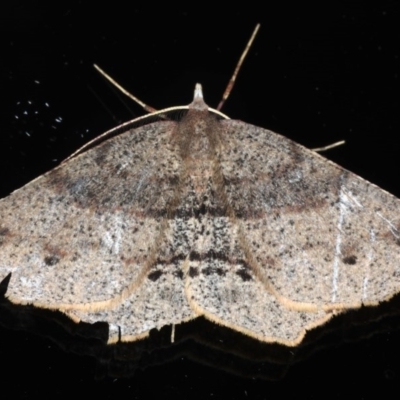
[0,120,184,310]
[219,120,400,310]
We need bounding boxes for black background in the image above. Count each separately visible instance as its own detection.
[1,2,400,398]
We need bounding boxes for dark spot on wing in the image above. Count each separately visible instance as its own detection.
[343,255,357,265]
[44,256,60,266]
[202,266,226,276]
[148,270,162,281]
[0,227,10,236]
[189,267,199,277]
[174,269,184,279]
[0,227,10,246]
[194,203,206,218]
[236,268,252,281]
[189,251,201,261]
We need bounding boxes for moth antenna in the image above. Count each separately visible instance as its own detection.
[312,140,346,153]
[94,64,157,113]
[217,23,260,111]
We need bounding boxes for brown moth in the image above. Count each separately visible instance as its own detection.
[1,26,400,346]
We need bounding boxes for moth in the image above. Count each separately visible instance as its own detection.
[1,25,399,345]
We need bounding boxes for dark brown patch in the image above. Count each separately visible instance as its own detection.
[44,255,60,266]
[189,251,202,261]
[0,227,10,236]
[190,250,245,265]
[148,270,163,281]
[170,254,187,266]
[194,203,207,218]
[174,269,184,279]
[189,267,199,277]
[236,268,252,281]
[343,255,357,265]
[175,206,228,219]
[0,227,10,246]
[202,266,226,276]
